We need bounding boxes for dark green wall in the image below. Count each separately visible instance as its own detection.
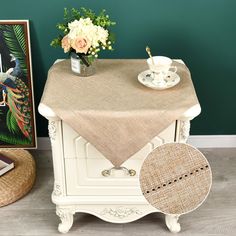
[1,0,235,136]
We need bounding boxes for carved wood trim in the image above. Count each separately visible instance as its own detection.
[100,206,142,219]
[48,120,56,142]
[179,120,190,143]
[52,182,62,197]
[56,207,75,233]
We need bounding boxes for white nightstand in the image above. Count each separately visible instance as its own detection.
[38,59,201,233]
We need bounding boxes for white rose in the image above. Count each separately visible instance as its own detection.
[67,18,109,48]
[68,20,80,30]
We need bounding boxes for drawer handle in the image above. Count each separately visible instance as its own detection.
[101,167,136,177]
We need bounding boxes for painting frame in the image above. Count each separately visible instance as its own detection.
[0,20,37,148]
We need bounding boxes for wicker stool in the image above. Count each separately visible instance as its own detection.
[139,143,212,215]
[0,150,36,207]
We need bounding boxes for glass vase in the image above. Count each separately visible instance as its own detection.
[70,52,96,77]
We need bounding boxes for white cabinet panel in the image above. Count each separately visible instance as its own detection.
[64,122,176,196]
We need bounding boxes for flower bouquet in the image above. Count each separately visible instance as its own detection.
[51,7,116,76]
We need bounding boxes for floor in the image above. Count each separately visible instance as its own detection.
[0,148,236,236]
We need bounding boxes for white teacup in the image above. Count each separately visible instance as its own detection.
[147,56,177,85]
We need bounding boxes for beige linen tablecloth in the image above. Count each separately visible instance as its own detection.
[140,143,211,215]
[41,59,199,167]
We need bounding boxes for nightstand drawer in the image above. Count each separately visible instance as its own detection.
[63,122,176,196]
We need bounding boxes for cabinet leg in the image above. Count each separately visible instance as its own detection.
[165,214,181,233]
[56,207,74,233]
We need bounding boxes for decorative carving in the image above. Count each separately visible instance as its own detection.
[101,206,142,219]
[165,214,181,233]
[48,120,56,141]
[179,120,190,142]
[56,207,75,233]
[53,182,62,196]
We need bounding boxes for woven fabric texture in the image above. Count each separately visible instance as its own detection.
[41,59,199,167]
[0,150,36,207]
[139,143,212,215]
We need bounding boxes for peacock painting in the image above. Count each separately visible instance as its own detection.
[0,21,36,147]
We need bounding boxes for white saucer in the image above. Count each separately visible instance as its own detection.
[138,70,180,90]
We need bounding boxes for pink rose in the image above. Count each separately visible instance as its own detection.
[61,35,71,53]
[71,37,91,54]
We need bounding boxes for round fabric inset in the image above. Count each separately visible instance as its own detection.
[139,143,212,215]
[0,150,36,207]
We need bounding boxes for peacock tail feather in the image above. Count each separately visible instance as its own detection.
[6,77,32,140]
[7,96,27,122]
[7,88,23,101]
[6,110,20,135]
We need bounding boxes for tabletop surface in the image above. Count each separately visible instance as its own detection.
[39,59,201,166]
[40,59,200,113]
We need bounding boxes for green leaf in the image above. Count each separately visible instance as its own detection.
[63,8,69,20]
[71,8,81,20]
[50,37,62,47]
[0,133,31,145]
[13,25,27,55]
[81,7,96,21]
[0,24,27,77]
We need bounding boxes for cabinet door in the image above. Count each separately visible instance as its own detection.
[63,122,176,196]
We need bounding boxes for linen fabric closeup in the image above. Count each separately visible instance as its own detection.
[41,59,199,167]
[139,143,212,215]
